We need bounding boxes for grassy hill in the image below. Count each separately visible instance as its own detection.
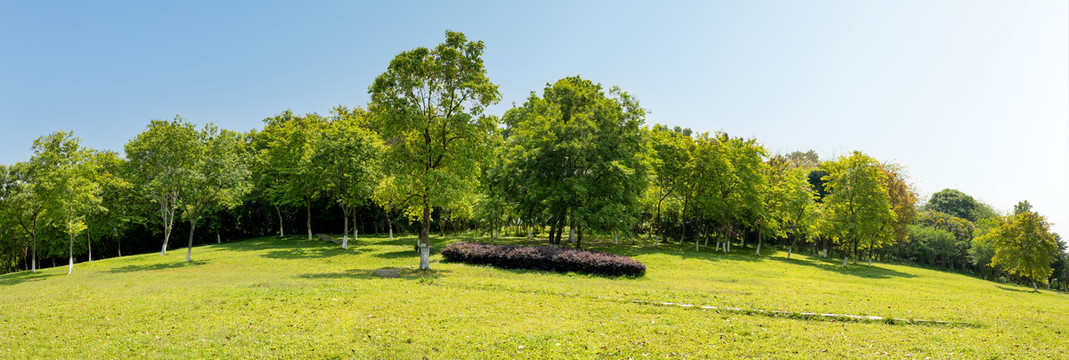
[1,234,1066,359]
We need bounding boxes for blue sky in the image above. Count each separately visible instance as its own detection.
[2,0,1067,237]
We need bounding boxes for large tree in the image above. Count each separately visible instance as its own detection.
[179,124,251,262]
[125,117,198,255]
[253,110,328,241]
[923,189,980,222]
[981,202,1058,292]
[6,162,47,272]
[818,151,895,266]
[501,76,648,249]
[369,31,500,270]
[31,131,100,274]
[309,106,382,249]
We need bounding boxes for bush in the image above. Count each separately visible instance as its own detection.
[441,242,646,277]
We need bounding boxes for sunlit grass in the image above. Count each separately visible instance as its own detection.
[0,233,1065,358]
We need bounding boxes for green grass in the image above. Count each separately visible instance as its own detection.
[1,234,1066,359]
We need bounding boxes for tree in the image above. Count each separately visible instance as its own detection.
[309,106,382,249]
[30,131,99,274]
[981,204,1058,292]
[125,117,198,255]
[923,189,979,223]
[763,155,816,258]
[370,31,501,270]
[501,76,648,249]
[6,162,47,272]
[647,125,693,241]
[818,151,895,266]
[879,162,917,254]
[253,111,328,241]
[179,124,251,263]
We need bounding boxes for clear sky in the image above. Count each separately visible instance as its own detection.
[2,1,1067,238]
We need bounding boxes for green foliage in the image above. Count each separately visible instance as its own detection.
[369,31,500,269]
[30,131,100,273]
[980,210,1059,289]
[923,189,980,223]
[818,151,895,261]
[124,117,199,253]
[500,76,648,245]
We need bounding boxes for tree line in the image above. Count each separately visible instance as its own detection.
[0,31,1064,291]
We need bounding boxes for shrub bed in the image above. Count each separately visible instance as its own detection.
[441,242,646,277]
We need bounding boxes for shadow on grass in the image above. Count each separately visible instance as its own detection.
[107,260,206,273]
[995,285,1038,294]
[297,267,453,281]
[769,256,917,279]
[0,271,60,286]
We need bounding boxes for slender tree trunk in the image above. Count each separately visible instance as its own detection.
[868,248,873,267]
[31,234,37,272]
[67,221,74,275]
[216,230,220,244]
[756,223,763,255]
[275,205,284,237]
[679,197,689,246]
[342,206,350,250]
[161,201,175,256]
[843,256,848,267]
[116,227,122,257]
[419,200,430,271]
[87,230,92,262]
[614,232,619,245]
[306,198,313,241]
[187,218,198,263]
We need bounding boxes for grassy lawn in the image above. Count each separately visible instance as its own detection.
[0,233,1066,359]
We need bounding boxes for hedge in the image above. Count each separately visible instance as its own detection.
[441,242,646,277]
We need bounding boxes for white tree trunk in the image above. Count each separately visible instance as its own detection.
[216,231,220,244]
[568,226,575,243]
[527,227,532,239]
[787,247,792,259]
[187,219,197,263]
[306,201,313,241]
[389,227,394,240]
[868,257,872,267]
[843,256,848,267]
[67,230,74,275]
[419,243,430,271]
[756,243,761,255]
[342,210,349,250]
[276,205,284,237]
[87,231,92,262]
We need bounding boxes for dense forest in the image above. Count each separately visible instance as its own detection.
[1,31,1065,291]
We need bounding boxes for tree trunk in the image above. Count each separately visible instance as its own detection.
[614,232,619,245]
[843,256,848,267]
[419,201,431,271]
[87,230,92,262]
[387,213,394,240]
[187,218,198,263]
[161,203,174,256]
[1033,280,1038,293]
[306,198,313,241]
[216,231,220,244]
[275,205,284,237]
[527,226,532,239]
[67,225,74,275]
[787,247,792,260]
[117,227,122,257]
[342,206,350,250]
[756,223,763,255]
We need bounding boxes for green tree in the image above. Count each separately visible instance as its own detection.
[818,151,895,266]
[6,162,47,272]
[923,189,979,222]
[981,204,1058,292]
[309,106,382,249]
[647,125,693,241]
[179,124,251,262]
[31,131,100,274]
[501,76,648,249]
[763,155,816,258]
[253,110,328,241]
[125,117,198,255]
[369,31,500,270]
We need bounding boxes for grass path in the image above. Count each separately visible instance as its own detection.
[0,234,1066,358]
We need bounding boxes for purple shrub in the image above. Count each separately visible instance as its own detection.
[441,242,645,277]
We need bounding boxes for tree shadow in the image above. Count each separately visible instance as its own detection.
[995,285,1037,294]
[107,260,206,273]
[262,246,360,260]
[768,256,917,279]
[297,267,453,281]
[0,271,60,286]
